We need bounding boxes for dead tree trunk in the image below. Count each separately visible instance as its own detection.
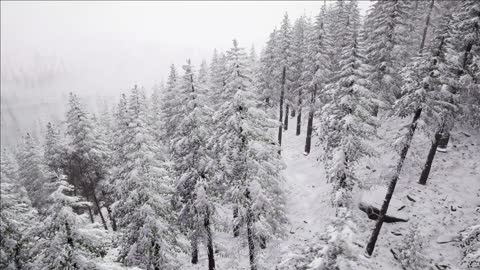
[205,208,216,270]
[419,0,435,54]
[296,89,302,136]
[284,104,289,131]
[366,108,422,256]
[245,189,257,270]
[191,236,198,264]
[278,66,286,152]
[92,193,108,230]
[304,85,317,155]
[419,132,442,185]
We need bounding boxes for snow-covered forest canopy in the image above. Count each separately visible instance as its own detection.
[1,1,479,269]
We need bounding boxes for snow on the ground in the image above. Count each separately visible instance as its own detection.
[359,118,480,270]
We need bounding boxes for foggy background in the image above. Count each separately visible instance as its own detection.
[1,1,372,146]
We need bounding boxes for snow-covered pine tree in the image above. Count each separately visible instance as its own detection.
[303,4,332,155]
[115,86,182,270]
[161,64,180,143]
[453,0,480,127]
[198,59,209,87]
[105,93,131,232]
[65,92,109,230]
[257,29,279,109]
[16,132,48,211]
[364,0,416,106]
[170,59,216,269]
[290,15,308,136]
[315,1,378,268]
[44,122,64,174]
[209,49,228,109]
[214,39,287,270]
[0,150,38,270]
[32,172,109,270]
[396,7,458,185]
[277,13,293,133]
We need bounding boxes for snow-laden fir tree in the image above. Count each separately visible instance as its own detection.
[395,7,459,185]
[115,86,183,270]
[315,1,377,268]
[16,132,48,211]
[44,122,64,174]
[65,92,109,229]
[214,39,287,270]
[304,4,332,155]
[453,0,480,127]
[198,59,209,87]
[396,8,459,129]
[32,172,109,270]
[104,94,131,232]
[363,0,416,105]
[0,150,38,270]
[161,64,180,143]
[170,59,216,268]
[289,15,308,136]
[276,13,293,132]
[209,49,228,110]
[257,29,278,108]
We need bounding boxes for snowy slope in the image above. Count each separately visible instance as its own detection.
[175,115,479,269]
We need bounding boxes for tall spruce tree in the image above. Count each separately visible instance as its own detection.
[16,133,48,211]
[316,1,378,268]
[364,0,416,106]
[214,39,287,270]
[171,60,216,269]
[1,150,38,270]
[65,93,109,230]
[115,86,182,269]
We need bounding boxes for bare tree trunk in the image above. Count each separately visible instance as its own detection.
[14,242,22,270]
[106,205,117,231]
[65,221,78,268]
[462,42,473,71]
[245,189,257,270]
[284,105,289,131]
[419,0,435,54]
[278,66,286,152]
[259,236,267,249]
[233,206,240,237]
[92,193,108,230]
[205,208,216,270]
[191,236,198,264]
[366,108,422,256]
[87,206,95,224]
[418,132,442,185]
[304,85,317,155]
[296,89,302,136]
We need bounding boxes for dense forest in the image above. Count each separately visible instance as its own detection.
[1,1,479,269]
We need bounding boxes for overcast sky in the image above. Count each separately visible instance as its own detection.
[1,1,372,94]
